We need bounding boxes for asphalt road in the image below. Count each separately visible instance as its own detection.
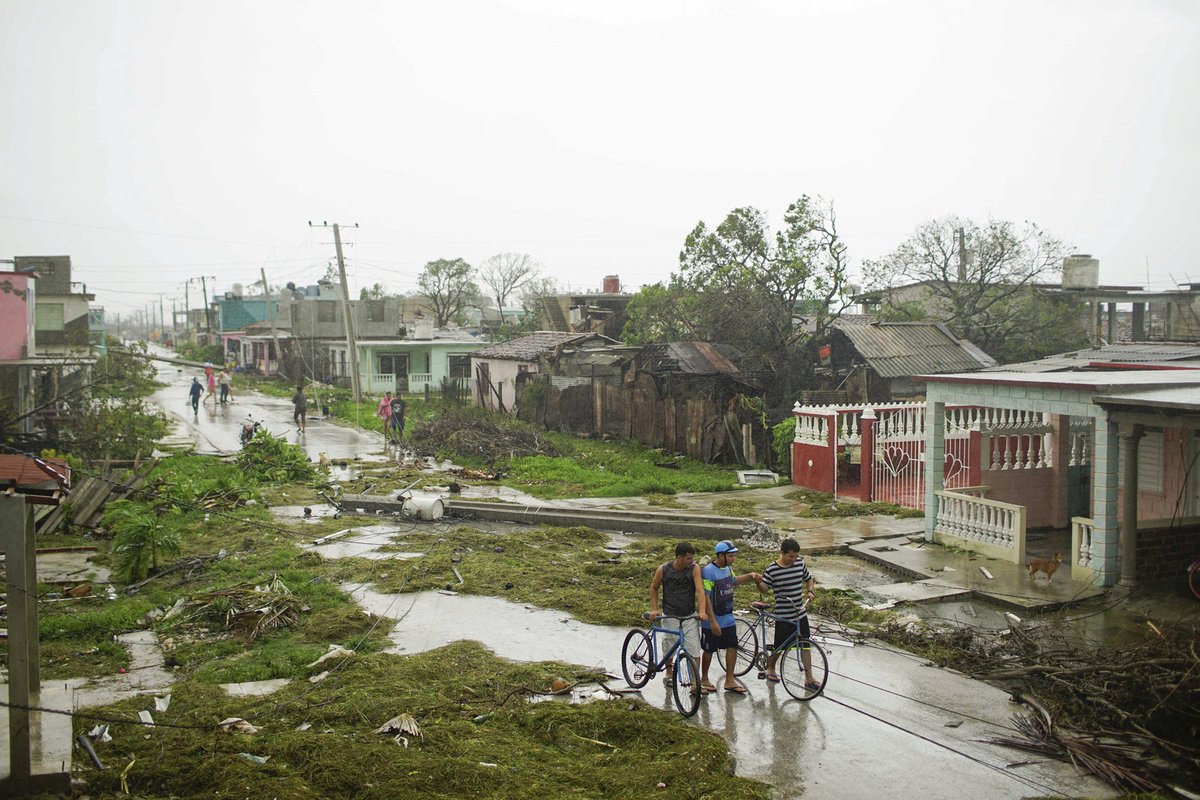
[149,358,385,460]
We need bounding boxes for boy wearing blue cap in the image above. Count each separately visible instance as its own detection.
[700,540,761,693]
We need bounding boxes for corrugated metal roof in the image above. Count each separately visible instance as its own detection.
[985,342,1200,372]
[836,322,996,378]
[473,332,609,361]
[1094,385,1200,413]
[665,342,741,374]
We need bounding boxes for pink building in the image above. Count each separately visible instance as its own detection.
[0,270,35,360]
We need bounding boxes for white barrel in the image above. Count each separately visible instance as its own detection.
[403,495,445,520]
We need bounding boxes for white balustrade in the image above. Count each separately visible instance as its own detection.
[934,489,1026,563]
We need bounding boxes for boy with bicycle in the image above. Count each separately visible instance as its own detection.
[700,540,761,693]
[648,542,708,686]
[755,538,820,691]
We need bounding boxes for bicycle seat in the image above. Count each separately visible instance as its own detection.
[750,600,772,610]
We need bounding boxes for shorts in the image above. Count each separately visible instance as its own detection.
[772,615,811,650]
[701,625,738,652]
[659,615,701,659]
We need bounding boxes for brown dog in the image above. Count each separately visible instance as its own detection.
[1028,552,1063,581]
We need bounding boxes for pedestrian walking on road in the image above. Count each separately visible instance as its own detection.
[218,369,232,404]
[376,391,394,440]
[388,393,406,444]
[700,540,761,694]
[188,377,203,417]
[292,385,308,433]
[204,364,217,405]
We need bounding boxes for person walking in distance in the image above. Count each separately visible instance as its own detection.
[648,542,708,686]
[218,369,232,404]
[755,538,820,690]
[700,540,761,694]
[292,385,308,433]
[376,391,395,441]
[187,377,203,417]
[204,364,217,405]
[388,393,407,444]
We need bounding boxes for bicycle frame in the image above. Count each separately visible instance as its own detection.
[645,614,695,672]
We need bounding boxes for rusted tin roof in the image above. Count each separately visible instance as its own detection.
[0,454,71,504]
[986,342,1200,372]
[473,332,615,361]
[836,321,996,378]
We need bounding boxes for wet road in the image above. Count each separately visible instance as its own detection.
[149,356,385,460]
[343,582,1113,800]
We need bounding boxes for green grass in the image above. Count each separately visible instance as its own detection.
[783,488,925,519]
[79,642,771,800]
[711,498,758,517]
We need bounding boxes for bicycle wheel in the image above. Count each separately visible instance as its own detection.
[730,617,759,677]
[621,629,653,689]
[672,651,703,717]
[778,638,828,701]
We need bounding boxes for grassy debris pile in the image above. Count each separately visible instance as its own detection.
[412,408,559,462]
[80,641,770,800]
[783,488,924,519]
[374,525,774,628]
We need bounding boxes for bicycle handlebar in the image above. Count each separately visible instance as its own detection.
[643,612,699,622]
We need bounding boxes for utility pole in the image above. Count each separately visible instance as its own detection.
[260,267,284,381]
[200,276,213,334]
[183,280,191,340]
[309,221,362,403]
[159,295,165,343]
[956,227,968,282]
[171,299,177,340]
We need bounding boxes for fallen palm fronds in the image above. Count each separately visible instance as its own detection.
[184,576,307,640]
[878,616,1200,793]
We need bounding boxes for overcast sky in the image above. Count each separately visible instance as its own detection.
[2,0,1197,319]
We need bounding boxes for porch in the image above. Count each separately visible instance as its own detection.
[365,372,471,394]
[922,370,1200,588]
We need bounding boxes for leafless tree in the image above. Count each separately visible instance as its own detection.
[479,253,542,324]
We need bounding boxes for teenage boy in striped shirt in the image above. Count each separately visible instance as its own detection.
[755,538,820,690]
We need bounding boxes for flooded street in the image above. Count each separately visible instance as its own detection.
[146,351,385,460]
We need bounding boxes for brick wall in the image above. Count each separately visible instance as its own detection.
[1135,521,1199,586]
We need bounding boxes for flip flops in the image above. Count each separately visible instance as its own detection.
[701,682,718,693]
[804,681,822,692]
[766,674,781,683]
[724,684,748,694]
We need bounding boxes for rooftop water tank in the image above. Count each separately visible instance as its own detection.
[603,275,620,293]
[414,318,434,339]
[1062,254,1099,289]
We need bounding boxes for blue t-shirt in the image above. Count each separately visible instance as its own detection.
[701,563,737,629]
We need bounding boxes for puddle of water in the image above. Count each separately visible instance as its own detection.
[326,464,363,482]
[342,584,627,671]
[305,525,425,560]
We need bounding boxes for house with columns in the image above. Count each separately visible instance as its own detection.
[920,369,1200,588]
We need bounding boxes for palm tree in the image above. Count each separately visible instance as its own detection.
[103,500,181,584]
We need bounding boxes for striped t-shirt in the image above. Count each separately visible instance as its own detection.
[762,558,812,621]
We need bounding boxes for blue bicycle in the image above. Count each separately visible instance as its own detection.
[736,599,828,701]
[620,613,703,717]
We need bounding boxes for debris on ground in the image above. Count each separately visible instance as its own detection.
[411,411,558,462]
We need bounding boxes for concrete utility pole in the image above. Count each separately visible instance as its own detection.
[158,295,165,342]
[183,281,190,338]
[260,267,284,380]
[200,276,213,333]
[309,221,362,403]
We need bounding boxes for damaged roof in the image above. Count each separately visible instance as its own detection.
[642,342,745,375]
[835,321,997,378]
[472,331,616,361]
